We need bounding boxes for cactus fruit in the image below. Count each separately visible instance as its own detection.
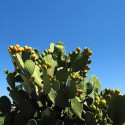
[95,107,100,115]
[24,46,28,51]
[47,73,53,79]
[90,104,96,112]
[44,49,48,54]
[4,70,8,74]
[48,49,52,54]
[88,59,92,64]
[76,47,81,53]
[100,99,106,107]
[31,54,36,59]
[88,51,93,56]
[41,52,45,57]
[46,63,52,69]
[27,47,32,51]
[84,66,91,70]
[84,47,89,52]
[9,45,13,50]
[115,89,120,95]
[77,89,83,94]
[29,77,34,82]
[94,100,100,106]
[110,90,115,96]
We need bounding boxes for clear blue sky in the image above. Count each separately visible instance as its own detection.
[1,0,125,102]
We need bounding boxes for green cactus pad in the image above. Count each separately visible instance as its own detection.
[0,116,6,125]
[89,75,101,95]
[55,89,69,107]
[4,112,16,125]
[40,107,57,125]
[66,77,77,99]
[13,53,24,71]
[71,52,88,72]
[22,51,31,62]
[56,67,69,83]
[19,71,35,95]
[9,89,35,120]
[70,97,83,118]
[49,43,55,52]
[24,60,35,79]
[6,72,15,89]
[85,111,97,125]
[44,54,57,75]
[26,119,37,125]
[31,65,43,89]
[0,96,11,116]
[52,42,66,57]
[42,68,51,94]
[48,80,60,104]
[13,112,27,125]
[107,95,125,125]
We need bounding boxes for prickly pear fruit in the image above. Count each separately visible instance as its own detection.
[115,89,120,95]
[84,66,91,70]
[4,70,8,74]
[76,47,81,53]
[47,63,52,69]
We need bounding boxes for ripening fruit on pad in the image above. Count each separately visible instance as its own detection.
[115,89,120,95]
[88,51,93,56]
[76,47,81,53]
[24,46,28,50]
[4,70,8,74]
[42,52,45,57]
[15,44,20,49]
[18,52,22,55]
[38,64,42,68]
[44,49,48,54]
[95,108,100,115]
[88,60,92,64]
[9,49,15,55]
[31,54,36,59]
[110,90,115,95]
[90,104,96,111]
[32,51,35,54]
[13,46,17,52]
[100,99,106,106]
[9,45,13,50]
[84,66,91,70]
[94,100,100,106]
[95,96,100,102]
[47,63,52,69]
[77,89,83,94]
[27,47,32,51]
[42,65,47,70]
[48,49,52,54]
[17,48,22,53]
[29,77,34,82]
[84,47,89,52]
[51,76,56,82]
[83,70,88,73]
[47,73,53,79]
[20,47,24,51]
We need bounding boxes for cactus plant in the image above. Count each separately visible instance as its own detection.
[0,42,125,125]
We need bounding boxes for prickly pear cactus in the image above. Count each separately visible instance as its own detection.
[0,42,124,125]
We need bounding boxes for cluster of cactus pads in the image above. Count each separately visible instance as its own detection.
[0,42,125,125]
